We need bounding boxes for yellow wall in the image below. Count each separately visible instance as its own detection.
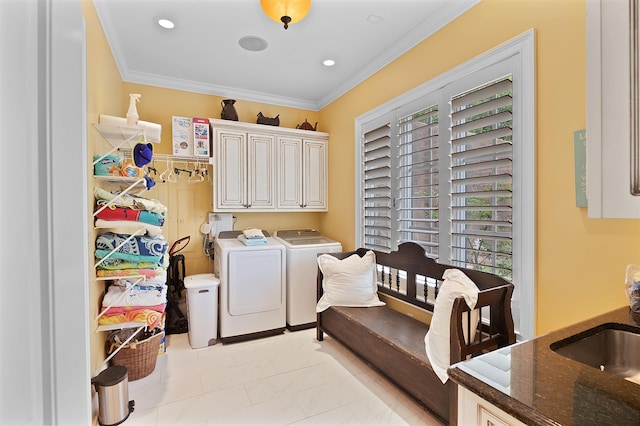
[320,0,640,336]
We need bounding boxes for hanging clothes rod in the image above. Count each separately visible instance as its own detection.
[119,148,210,163]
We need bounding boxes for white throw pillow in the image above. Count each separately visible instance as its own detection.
[316,251,385,312]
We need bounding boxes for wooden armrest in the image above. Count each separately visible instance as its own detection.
[449,283,515,364]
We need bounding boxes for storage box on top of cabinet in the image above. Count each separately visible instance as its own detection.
[209,118,329,212]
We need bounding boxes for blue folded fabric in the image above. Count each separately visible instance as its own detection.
[237,234,267,246]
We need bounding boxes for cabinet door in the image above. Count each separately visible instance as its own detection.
[277,136,303,209]
[303,139,327,210]
[247,132,276,209]
[458,386,526,426]
[216,129,246,209]
[587,0,640,218]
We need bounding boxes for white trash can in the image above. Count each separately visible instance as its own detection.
[183,273,219,349]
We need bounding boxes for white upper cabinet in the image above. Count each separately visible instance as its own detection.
[214,127,276,210]
[211,119,328,212]
[277,136,328,211]
[302,139,327,210]
[277,136,303,209]
[587,0,640,218]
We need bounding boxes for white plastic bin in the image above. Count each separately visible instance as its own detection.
[183,273,220,349]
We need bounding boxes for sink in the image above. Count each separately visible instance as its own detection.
[550,323,640,384]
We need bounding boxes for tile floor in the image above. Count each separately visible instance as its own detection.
[126,328,442,425]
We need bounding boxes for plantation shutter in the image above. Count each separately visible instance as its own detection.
[449,77,513,278]
[396,105,440,257]
[363,123,393,251]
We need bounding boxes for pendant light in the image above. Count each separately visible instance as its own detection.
[260,0,311,30]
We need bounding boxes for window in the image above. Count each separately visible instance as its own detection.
[356,31,535,339]
[449,77,513,278]
[397,104,440,257]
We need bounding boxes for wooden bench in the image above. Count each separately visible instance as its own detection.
[316,242,515,424]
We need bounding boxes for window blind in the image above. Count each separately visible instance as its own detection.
[449,77,513,278]
[363,124,393,251]
[397,105,440,257]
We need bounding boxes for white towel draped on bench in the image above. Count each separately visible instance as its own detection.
[425,268,479,383]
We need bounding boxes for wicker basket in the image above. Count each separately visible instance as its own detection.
[110,330,164,381]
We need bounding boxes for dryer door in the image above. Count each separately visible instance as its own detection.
[228,249,283,315]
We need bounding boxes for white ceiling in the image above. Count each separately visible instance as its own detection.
[93,0,479,111]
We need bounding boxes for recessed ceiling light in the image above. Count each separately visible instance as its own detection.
[156,18,175,29]
[238,36,268,52]
[323,59,336,67]
[366,14,383,24]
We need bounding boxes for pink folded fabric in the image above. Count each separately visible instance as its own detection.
[100,304,166,316]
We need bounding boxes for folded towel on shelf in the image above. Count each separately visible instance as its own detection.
[95,206,165,227]
[424,268,479,384]
[101,303,167,315]
[242,228,265,239]
[94,187,168,215]
[97,308,165,329]
[102,282,168,307]
[95,232,168,264]
[96,252,168,271]
[94,219,162,237]
[237,234,268,246]
[96,267,165,280]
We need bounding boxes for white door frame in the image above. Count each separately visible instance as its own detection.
[0,0,91,424]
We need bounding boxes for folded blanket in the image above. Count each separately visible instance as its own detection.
[94,187,167,215]
[101,303,166,315]
[117,269,167,287]
[237,234,267,246]
[95,206,165,226]
[243,228,265,239]
[96,253,169,271]
[97,308,165,329]
[95,250,161,264]
[95,219,163,237]
[425,269,479,384]
[103,283,167,307]
[96,267,165,280]
[95,232,168,263]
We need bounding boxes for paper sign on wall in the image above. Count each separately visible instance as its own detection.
[172,116,193,156]
[192,118,210,157]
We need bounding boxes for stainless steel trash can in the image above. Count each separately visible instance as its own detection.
[91,365,135,426]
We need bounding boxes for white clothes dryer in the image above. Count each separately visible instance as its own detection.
[214,231,286,343]
[274,229,342,330]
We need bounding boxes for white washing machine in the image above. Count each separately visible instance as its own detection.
[214,231,286,343]
[274,229,342,330]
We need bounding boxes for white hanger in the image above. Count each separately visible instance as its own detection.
[158,159,171,183]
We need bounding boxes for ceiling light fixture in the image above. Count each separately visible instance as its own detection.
[260,0,311,30]
[323,59,335,67]
[156,18,175,29]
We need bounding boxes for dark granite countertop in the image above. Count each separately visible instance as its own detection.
[448,306,640,425]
